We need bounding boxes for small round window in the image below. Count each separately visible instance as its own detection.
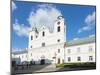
[57,21,60,25]
[57,39,60,42]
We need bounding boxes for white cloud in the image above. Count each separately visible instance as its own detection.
[78,11,96,33]
[13,4,62,37]
[89,34,95,38]
[12,1,17,11]
[73,38,79,41]
[78,26,91,33]
[13,20,30,37]
[85,12,96,25]
[28,4,62,32]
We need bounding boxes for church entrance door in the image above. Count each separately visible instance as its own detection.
[41,59,45,65]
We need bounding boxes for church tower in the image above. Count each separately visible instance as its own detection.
[53,16,67,64]
[54,16,66,43]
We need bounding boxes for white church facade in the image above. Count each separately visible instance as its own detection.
[12,16,96,65]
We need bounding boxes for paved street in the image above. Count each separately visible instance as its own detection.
[33,64,61,73]
[12,64,96,74]
[12,64,60,74]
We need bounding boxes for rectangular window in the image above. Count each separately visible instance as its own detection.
[58,58,60,64]
[77,56,81,61]
[31,53,32,56]
[68,49,71,54]
[89,46,93,52]
[77,47,80,53]
[62,59,64,63]
[58,49,60,53]
[42,42,45,47]
[26,55,27,58]
[89,56,93,61]
[36,35,38,38]
[68,57,71,62]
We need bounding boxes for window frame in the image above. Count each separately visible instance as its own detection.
[57,26,60,32]
[67,49,71,54]
[77,47,80,53]
[42,42,45,47]
[57,21,60,25]
[31,35,33,40]
[30,45,32,48]
[89,56,93,61]
[31,53,32,56]
[89,46,93,52]
[57,39,60,42]
[42,31,45,37]
[77,56,81,61]
[58,49,60,53]
[68,57,71,62]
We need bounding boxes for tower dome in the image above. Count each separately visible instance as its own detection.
[57,15,64,20]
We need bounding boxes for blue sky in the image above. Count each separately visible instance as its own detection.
[12,1,96,51]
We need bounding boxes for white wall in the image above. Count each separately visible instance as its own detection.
[13,42,95,64]
[14,53,28,62]
[28,43,64,64]
[65,43,95,63]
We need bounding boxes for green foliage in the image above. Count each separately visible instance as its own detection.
[56,62,96,68]
[56,64,65,67]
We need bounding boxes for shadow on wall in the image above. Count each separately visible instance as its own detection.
[11,58,54,74]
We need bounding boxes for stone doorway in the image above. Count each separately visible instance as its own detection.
[40,59,45,65]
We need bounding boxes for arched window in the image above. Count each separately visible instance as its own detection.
[57,26,60,32]
[58,49,60,53]
[31,35,33,40]
[42,31,45,37]
[30,45,32,48]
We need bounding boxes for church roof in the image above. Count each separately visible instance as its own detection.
[12,49,28,55]
[66,36,95,47]
[40,25,48,31]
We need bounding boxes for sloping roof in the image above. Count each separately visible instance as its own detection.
[66,36,95,47]
[12,50,28,55]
